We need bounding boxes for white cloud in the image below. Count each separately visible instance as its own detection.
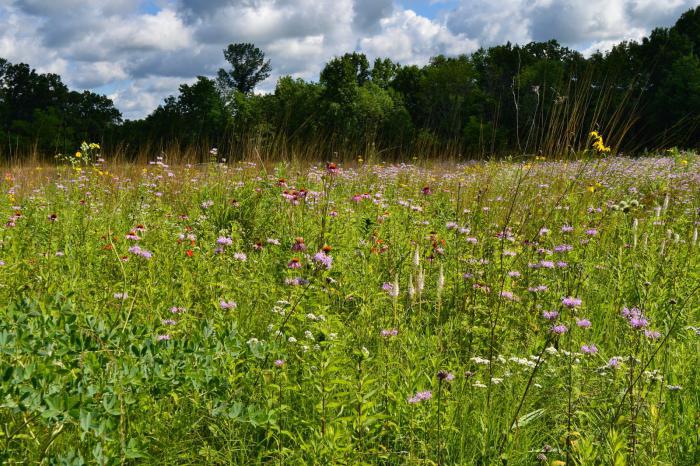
[446,0,699,53]
[360,9,478,64]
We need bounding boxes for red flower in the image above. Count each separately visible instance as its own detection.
[186,249,194,257]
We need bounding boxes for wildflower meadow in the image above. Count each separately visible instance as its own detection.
[0,150,698,465]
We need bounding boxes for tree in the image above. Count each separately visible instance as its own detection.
[217,43,272,94]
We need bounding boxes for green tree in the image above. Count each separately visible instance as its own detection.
[217,43,272,95]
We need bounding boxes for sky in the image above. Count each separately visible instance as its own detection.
[1,0,697,120]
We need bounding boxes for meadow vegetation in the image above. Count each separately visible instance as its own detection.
[0,146,698,464]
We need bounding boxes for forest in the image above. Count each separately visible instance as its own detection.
[1,6,699,160]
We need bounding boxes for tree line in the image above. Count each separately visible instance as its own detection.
[1,7,699,160]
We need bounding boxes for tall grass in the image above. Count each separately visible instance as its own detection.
[0,152,697,464]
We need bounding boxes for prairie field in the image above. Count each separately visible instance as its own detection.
[1,154,699,465]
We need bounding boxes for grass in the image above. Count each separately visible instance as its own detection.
[0,152,698,465]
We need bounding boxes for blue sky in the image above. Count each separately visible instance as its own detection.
[1,0,697,119]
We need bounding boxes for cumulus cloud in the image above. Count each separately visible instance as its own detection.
[0,0,697,119]
[360,9,478,64]
[446,0,699,51]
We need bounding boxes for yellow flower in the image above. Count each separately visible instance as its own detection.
[681,159,688,166]
[75,151,82,158]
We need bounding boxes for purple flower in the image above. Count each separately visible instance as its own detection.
[233,252,247,261]
[220,300,237,310]
[585,228,598,236]
[274,359,285,368]
[157,334,171,341]
[554,244,573,252]
[408,390,432,404]
[608,357,621,368]
[543,310,559,320]
[576,318,592,328]
[381,328,399,338]
[551,324,568,335]
[437,370,455,382]
[561,225,574,233]
[644,330,661,340]
[128,245,152,259]
[161,319,177,325]
[540,260,555,269]
[313,251,332,270]
[217,236,233,246]
[581,344,598,354]
[562,297,582,308]
[285,277,309,286]
[287,258,302,269]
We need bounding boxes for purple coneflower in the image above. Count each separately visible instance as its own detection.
[287,257,302,269]
[292,237,306,251]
